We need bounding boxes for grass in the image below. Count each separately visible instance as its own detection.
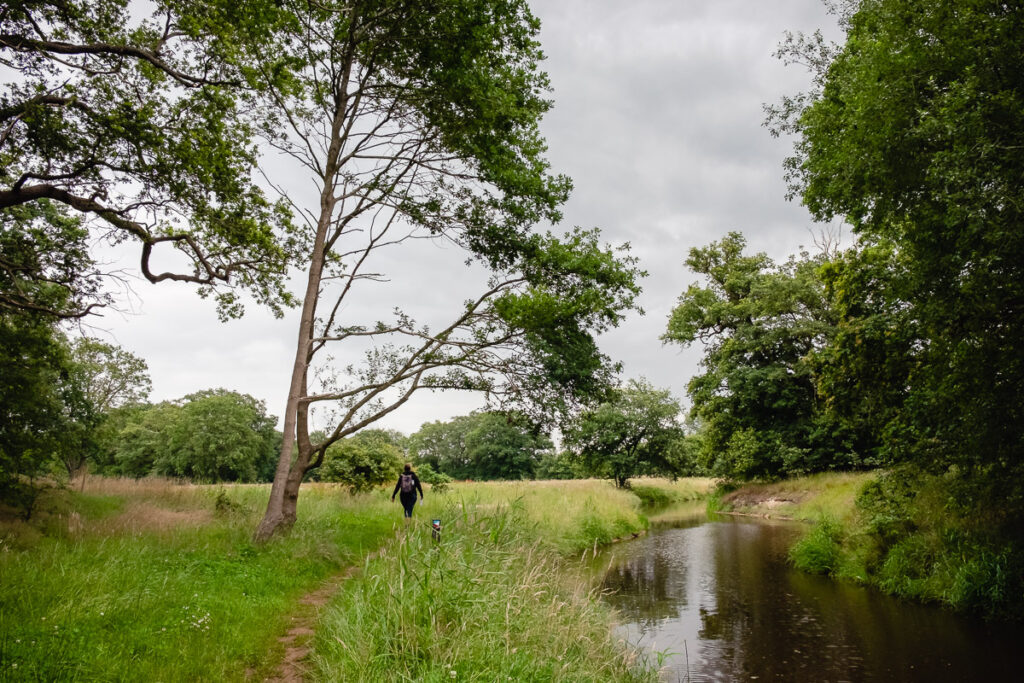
[0,479,394,681]
[1,476,713,680]
[718,471,871,524]
[719,470,1024,621]
[311,501,656,682]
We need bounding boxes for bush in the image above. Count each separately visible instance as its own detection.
[414,463,452,493]
[630,484,674,508]
[320,434,403,494]
[789,517,844,575]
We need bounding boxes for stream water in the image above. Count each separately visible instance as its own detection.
[594,510,1024,682]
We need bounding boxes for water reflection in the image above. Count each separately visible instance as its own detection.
[597,515,1024,682]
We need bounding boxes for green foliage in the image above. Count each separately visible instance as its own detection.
[0,314,84,514]
[105,391,280,483]
[319,430,405,494]
[789,516,844,575]
[770,470,1024,620]
[629,484,675,508]
[772,0,1024,521]
[0,201,105,319]
[68,338,152,413]
[564,379,687,488]
[413,463,452,493]
[534,451,583,480]
[664,232,864,480]
[1,0,296,319]
[409,411,552,480]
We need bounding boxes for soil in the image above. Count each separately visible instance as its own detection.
[259,548,383,683]
[720,485,811,518]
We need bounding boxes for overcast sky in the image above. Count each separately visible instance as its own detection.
[91,0,843,435]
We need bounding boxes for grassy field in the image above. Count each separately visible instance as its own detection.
[0,476,709,681]
[0,479,394,681]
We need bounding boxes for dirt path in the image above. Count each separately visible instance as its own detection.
[260,548,384,683]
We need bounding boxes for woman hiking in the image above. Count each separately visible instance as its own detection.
[391,463,424,523]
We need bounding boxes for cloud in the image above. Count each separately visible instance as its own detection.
[88,0,842,436]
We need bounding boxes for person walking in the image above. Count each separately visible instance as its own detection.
[392,463,424,523]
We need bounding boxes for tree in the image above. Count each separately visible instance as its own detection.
[156,390,279,483]
[663,233,857,480]
[564,379,684,488]
[319,429,404,493]
[0,201,105,319]
[408,416,476,478]
[1,0,295,319]
[107,390,280,482]
[768,0,1024,510]
[534,451,582,480]
[0,308,71,512]
[463,412,552,480]
[408,412,551,480]
[68,338,151,413]
[250,0,641,540]
[109,402,180,479]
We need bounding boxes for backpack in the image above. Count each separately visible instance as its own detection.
[400,473,415,494]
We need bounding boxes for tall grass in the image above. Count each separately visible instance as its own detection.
[0,480,394,681]
[312,501,656,682]
[1,477,712,679]
[426,478,713,554]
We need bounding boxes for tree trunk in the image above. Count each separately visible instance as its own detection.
[253,196,334,543]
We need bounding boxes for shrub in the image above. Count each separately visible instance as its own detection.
[789,516,844,575]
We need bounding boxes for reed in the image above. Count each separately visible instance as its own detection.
[311,502,656,682]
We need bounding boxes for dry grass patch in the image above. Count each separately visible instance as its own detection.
[90,501,216,535]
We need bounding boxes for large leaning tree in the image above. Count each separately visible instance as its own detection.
[250,0,642,541]
[1,0,295,320]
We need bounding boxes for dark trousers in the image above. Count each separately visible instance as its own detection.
[400,493,417,518]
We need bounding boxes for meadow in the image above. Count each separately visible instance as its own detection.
[0,477,712,681]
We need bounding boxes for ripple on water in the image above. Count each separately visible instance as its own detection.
[598,516,1024,682]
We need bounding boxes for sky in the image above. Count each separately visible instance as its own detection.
[90,0,844,436]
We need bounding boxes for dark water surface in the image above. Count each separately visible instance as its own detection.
[596,512,1024,682]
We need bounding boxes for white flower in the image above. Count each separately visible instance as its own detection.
[449,671,457,679]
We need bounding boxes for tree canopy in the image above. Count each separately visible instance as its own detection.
[664,232,863,480]
[409,412,552,481]
[564,379,686,488]
[1,0,295,319]
[769,0,1024,507]
[103,390,280,483]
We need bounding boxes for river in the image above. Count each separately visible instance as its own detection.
[594,510,1024,682]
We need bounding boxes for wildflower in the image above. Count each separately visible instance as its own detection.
[449,671,457,679]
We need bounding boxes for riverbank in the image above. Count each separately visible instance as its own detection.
[0,477,710,680]
[714,471,1024,621]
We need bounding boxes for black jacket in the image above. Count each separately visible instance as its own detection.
[392,472,423,499]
